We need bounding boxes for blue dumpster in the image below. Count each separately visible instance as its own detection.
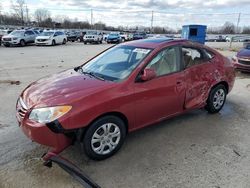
[182,25,207,44]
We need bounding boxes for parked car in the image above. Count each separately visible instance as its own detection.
[232,43,250,72]
[0,29,13,46]
[2,30,37,47]
[16,38,235,162]
[120,32,129,41]
[66,31,85,42]
[107,32,122,43]
[133,32,147,40]
[35,31,67,46]
[103,33,109,41]
[83,31,103,44]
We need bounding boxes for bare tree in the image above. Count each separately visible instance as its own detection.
[34,8,51,26]
[242,26,250,34]
[11,0,26,25]
[221,22,236,34]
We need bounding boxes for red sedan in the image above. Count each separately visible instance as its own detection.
[16,38,235,161]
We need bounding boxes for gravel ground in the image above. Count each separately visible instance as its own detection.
[0,42,250,188]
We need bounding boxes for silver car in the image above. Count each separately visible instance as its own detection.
[2,30,37,47]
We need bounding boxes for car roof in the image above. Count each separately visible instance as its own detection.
[121,38,187,49]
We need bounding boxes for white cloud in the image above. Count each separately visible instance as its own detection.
[1,0,250,28]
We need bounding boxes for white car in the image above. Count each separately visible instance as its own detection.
[83,31,103,44]
[120,33,129,42]
[2,30,37,47]
[35,31,67,46]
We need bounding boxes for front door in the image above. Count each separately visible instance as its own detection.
[134,46,186,129]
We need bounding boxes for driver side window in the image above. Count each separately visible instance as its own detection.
[146,46,180,76]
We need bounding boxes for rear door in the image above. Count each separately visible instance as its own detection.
[59,32,64,43]
[24,31,35,42]
[134,46,186,129]
[54,32,60,43]
[182,46,215,109]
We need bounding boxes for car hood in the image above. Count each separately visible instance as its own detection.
[36,36,52,39]
[3,34,17,38]
[22,69,115,108]
[108,36,119,39]
[237,49,250,58]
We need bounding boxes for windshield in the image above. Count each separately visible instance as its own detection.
[80,46,152,82]
[40,32,54,36]
[87,31,97,35]
[245,44,250,50]
[110,33,119,36]
[10,30,24,36]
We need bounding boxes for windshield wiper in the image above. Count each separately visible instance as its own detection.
[77,67,105,81]
[88,72,105,81]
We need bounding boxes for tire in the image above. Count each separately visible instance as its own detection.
[205,84,227,113]
[52,40,56,46]
[4,44,10,47]
[82,115,126,160]
[63,39,66,44]
[20,39,26,47]
[84,42,87,45]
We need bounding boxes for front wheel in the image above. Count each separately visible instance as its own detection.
[20,39,26,47]
[52,40,56,46]
[82,116,126,160]
[62,39,66,44]
[205,84,227,113]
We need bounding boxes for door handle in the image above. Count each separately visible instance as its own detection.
[177,81,182,85]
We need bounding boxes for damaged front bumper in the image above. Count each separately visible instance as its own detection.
[16,97,73,161]
[16,99,100,187]
[18,117,73,161]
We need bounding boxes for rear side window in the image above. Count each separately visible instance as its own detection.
[203,49,215,60]
[182,47,207,68]
[25,31,34,35]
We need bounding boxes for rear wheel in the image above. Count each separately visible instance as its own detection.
[82,115,126,160]
[205,84,227,113]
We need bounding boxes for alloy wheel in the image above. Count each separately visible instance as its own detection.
[213,88,225,110]
[91,123,121,155]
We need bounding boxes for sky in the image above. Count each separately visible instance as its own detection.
[1,0,250,29]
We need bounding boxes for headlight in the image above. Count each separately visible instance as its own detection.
[232,56,237,62]
[29,106,72,123]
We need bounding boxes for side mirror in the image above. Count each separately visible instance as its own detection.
[141,68,156,81]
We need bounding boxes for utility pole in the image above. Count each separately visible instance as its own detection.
[151,10,154,33]
[91,9,93,29]
[236,13,241,34]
